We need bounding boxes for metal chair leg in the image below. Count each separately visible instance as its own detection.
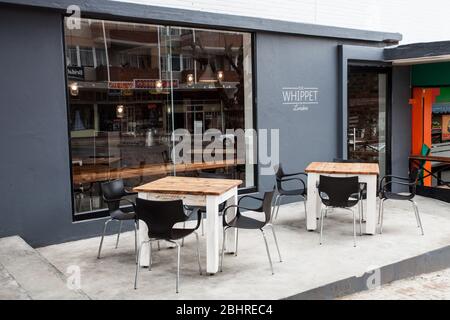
[359,201,363,236]
[97,219,112,259]
[361,198,365,221]
[274,195,283,220]
[134,221,139,264]
[235,228,239,256]
[271,194,280,219]
[115,221,123,249]
[175,241,181,293]
[148,241,153,271]
[260,229,274,275]
[194,232,202,275]
[267,224,282,262]
[220,227,228,272]
[181,222,186,247]
[134,240,145,289]
[157,241,161,251]
[379,198,385,234]
[319,208,325,245]
[411,200,424,235]
[201,216,205,236]
[352,208,357,247]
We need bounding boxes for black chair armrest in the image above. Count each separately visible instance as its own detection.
[222,204,260,225]
[120,198,136,210]
[280,177,306,190]
[379,175,411,192]
[103,197,136,209]
[186,207,202,230]
[238,195,263,205]
[124,190,138,196]
[381,180,416,194]
[282,172,307,178]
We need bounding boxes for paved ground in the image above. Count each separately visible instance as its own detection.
[35,196,450,300]
[342,268,450,300]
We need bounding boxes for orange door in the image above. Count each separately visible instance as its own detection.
[409,88,440,186]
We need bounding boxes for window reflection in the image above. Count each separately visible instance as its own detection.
[65,18,254,215]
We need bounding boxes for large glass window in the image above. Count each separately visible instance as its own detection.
[64,18,254,217]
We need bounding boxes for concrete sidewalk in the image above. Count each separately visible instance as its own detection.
[342,268,450,300]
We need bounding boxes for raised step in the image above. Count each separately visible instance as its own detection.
[0,236,89,300]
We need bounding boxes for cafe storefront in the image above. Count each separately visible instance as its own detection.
[3,0,446,247]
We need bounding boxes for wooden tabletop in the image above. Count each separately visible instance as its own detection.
[133,176,243,195]
[409,154,450,163]
[305,162,380,175]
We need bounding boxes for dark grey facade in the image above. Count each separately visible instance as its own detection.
[0,1,411,247]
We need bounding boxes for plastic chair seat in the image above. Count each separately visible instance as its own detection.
[226,215,266,230]
[279,188,307,196]
[110,210,136,220]
[382,191,414,201]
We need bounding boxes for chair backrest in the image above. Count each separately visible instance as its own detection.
[101,179,126,212]
[273,164,286,191]
[318,175,360,207]
[135,198,186,239]
[262,190,275,224]
[408,167,420,195]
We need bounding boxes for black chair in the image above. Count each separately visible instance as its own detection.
[134,198,202,293]
[273,164,307,220]
[97,179,139,260]
[220,191,281,275]
[317,175,363,247]
[378,167,424,235]
[332,158,368,220]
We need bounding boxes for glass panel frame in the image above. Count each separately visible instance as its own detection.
[347,65,392,178]
[63,17,256,220]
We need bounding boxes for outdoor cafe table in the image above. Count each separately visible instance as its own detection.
[133,176,242,274]
[305,162,380,234]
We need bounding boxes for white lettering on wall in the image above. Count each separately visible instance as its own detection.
[282,86,319,111]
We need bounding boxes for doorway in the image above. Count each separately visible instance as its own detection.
[347,65,391,177]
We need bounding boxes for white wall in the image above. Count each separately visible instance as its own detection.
[113,0,450,44]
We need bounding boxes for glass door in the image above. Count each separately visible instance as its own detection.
[347,66,390,177]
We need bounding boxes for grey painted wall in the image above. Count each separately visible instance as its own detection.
[256,32,342,191]
[391,66,412,192]
[0,7,116,247]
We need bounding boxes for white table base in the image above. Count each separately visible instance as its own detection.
[137,187,238,274]
[306,173,378,234]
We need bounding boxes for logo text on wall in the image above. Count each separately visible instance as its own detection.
[282,86,319,111]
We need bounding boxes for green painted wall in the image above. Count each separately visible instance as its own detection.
[436,87,450,103]
[412,62,450,87]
